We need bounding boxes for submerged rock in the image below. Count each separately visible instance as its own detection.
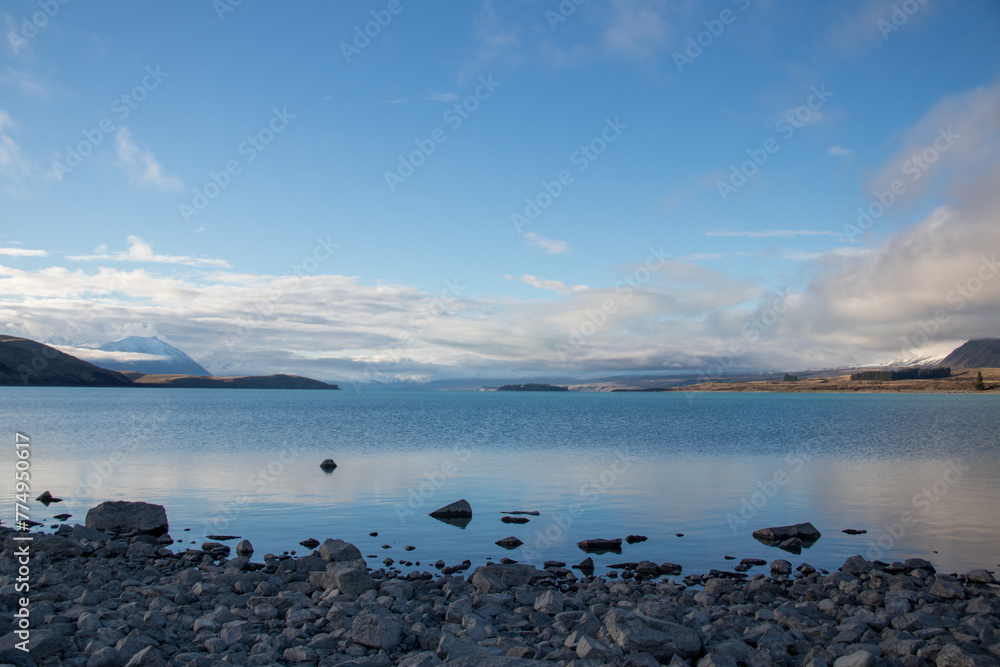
[577,538,623,554]
[495,536,524,549]
[501,515,529,524]
[752,522,821,543]
[319,458,338,470]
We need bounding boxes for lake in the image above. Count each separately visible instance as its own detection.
[2,388,998,577]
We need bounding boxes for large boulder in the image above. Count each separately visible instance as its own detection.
[317,538,363,563]
[86,501,168,536]
[604,608,701,661]
[352,610,402,651]
[429,499,472,518]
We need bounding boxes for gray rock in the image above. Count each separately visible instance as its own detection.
[87,646,123,667]
[317,537,364,563]
[429,499,473,518]
[534,589,564,614]
[577,635,615,661]
[698,654,739,667]
[85,501,168,536]
[471,567,509,594]
[833,651,878,667]
[965,569,995,584]
[123,646,165,667]
[235,539,253,556]
[604,608,701,661]
[752,522,822,542]
[928,575,966,600]
[0,630,70,661]
[841,554,875,575]
[352,611,403,651]
[319,458,338,470]
[331,565,375,596]
[396,652,444,667]
[32,534,84,559]
[771,559,792,576]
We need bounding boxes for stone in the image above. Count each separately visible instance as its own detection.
[429,499,473,518]
[235,539,253,556]
[604,608,701,661]
[841,554,875,575]
[299,538,320,549]
[329,566,375,596]
[966,568,995,584]
[833,651,878,667]
[577,538,623,553]
[928,575,966,599]
[397,652,444,667]
[87,646,124,667]
[771,559,792,575]
[698,654,739,667]
[319,458,338,470]
[577,635,615,661]
[501,516,529,523]
[752,522,822,542]
[317,538,364,562]
[85,501,168,535]
[123,646,166,667]
[36,490,62,505]
[495,536,523,549]
[471,567,509,593]
[534,589,564,614]
[626,534,648,544]
[352,610,403,651]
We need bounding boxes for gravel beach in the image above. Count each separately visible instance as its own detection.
[1,503,998,667]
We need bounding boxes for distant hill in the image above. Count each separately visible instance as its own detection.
[85,336,211,376]
[941,339,1000,369]
[497,383,569,391]
[0,336,134,387]
[125,373,339,389]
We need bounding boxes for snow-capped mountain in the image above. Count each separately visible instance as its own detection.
[86,336,210,376]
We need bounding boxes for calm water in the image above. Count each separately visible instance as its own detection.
[2,388,998,577]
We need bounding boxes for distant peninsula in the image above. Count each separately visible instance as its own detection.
[497,383,569,392]
[0,336,338,389]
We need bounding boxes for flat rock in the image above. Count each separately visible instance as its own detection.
[577,537,623,554]
[752,522,821,543]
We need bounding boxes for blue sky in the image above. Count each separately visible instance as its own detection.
[1,0,999,381]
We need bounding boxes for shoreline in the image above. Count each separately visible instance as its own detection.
[2,513,999,666]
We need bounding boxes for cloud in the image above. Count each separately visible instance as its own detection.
[0,247,47,257]
[828,145,853,157]
[425,93,459,103]
[524,232,568,254]
[0,67,51,97]
[384,98,409,105]
[601,0,673,61]
[67,236,231,268]
[114,128,182,191]
[704,229,838,238]
[0,110,31,194]
[504,273,588,294]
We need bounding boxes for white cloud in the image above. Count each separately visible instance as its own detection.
[704,229,838,238]
[114,128,182,191]
[67,236,230,268]
[602,0,673,61]
[828,145,853,157]
[0,110,31,194]
[0,247,47,257]
[384,98,409,105]
[524,232,568,254]
[504,273,588,294]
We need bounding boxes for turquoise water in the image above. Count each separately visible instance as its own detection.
[2,388,998,576]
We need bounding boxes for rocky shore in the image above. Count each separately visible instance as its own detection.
[1,504,998,667]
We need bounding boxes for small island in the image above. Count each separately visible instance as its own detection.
[497,383,569,392]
